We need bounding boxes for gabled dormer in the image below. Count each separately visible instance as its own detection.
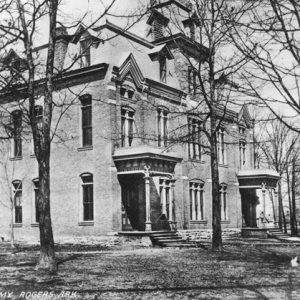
[148,44,173,84]
[72,24,102,68]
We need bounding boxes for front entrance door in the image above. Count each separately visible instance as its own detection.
[120,175,145,231]
[241,189,258,227]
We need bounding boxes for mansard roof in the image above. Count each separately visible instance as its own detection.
[148,44,174,60]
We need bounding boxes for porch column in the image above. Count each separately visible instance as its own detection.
[261,182,266,228]
[144,166,152,231]
[161,179,167,216]
[191,183,196,220]
[169,178,176,222]
[274,187,279,227]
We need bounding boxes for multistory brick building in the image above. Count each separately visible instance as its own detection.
[0,0,279,241]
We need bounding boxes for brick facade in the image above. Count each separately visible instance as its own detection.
[0,1,266,242]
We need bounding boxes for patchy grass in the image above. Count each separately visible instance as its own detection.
[0,244,300,299]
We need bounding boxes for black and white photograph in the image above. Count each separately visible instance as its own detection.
[0,0,300,299]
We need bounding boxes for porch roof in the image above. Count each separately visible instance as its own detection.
[113,146,182,176]
[237,169,280,189]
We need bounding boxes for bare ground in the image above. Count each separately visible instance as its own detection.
[1,243,300,299]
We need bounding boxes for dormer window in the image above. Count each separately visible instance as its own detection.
[159,56,167,83]
[183,14,200,42]
[80,39,91,67]
[188,67,197,95]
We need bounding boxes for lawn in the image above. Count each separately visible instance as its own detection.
[0,243,300,299]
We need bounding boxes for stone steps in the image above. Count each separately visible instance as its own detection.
[267,228,292,240]
[150,231,197,248]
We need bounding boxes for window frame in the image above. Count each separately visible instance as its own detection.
[32,178,39,224]
[121,106,135,147]
[11,110,22,158]
[189,180,205,221]
[157,107,169,147]
[12,180,22,224]
[239,140,246,169]
[219,184,228,221]
[80,173,94,222]
[188,117,202,161]
[159,56,167,83]
[217,127,226,165]
[80,38,91,67]
[80,94,93,148]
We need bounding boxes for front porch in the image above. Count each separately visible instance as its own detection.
[237,169,280,233]
[113,147,182,232]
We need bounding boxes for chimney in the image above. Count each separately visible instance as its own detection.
[54,26,69,72]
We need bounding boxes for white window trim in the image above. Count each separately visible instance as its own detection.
[78,173,95,225]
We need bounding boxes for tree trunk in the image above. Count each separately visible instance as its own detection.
[277,180,284,231]
[210,114,222,251]
[36,156,56,273]
[291,160,298,236]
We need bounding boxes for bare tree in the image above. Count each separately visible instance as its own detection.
[230,0,300,132]
[0,0,148,273]
[255,114,299,233]
[148,0,257,250]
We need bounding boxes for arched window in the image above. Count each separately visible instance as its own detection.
[220,183,228,221]
[121,106,135,147]
[80,94,92,147]
[80,173,94,221]
[12,180,22,224]
[189,180,204,221]
[188,117,202,160]
[157,106,168,147]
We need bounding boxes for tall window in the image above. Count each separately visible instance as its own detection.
[80,39,91,67]
[157,107,168,147]
[239,141,246,169]
[220,184,228,221]
[217,127,226,165]
[188,67,197,95]
[11,110,22,157]
[33,105,43,125]
[12,180,22,224]
[189,181,204,221]
[32,179,40,223]
[80,94,92,147]
[121,107,134,147]
[159,56,167,83]
[81,173,94,221]
[188,117,202,160]
[159,178,171,219]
